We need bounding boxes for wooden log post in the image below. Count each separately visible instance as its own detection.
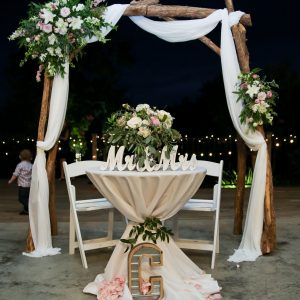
[225,0,249,235]
[47,143,59,236]
[225,0,276,253]
[26,74,53,252]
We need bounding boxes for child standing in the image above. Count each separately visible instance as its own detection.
[8,149,33,215]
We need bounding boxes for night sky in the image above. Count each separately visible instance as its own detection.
[0,0,299,108]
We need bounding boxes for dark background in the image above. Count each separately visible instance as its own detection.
[0,0,299,183]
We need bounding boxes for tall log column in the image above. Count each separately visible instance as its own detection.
[47,143,59,235]
[225,0,276,253]
[225,0,249,235]
[26,74,53,252]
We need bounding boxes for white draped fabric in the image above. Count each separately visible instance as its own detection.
[27,3,267,264]
[128,9,267,262]
[26,4,128,257]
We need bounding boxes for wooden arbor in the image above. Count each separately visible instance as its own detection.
[27,0,276,255]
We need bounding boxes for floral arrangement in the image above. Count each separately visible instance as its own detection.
[9,0,111,80]
[121,217,174,252]
[234,68,279,132]
[97,276,125,300]
[105,103,181,167]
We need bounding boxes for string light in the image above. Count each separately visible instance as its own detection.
[0,133,297,158]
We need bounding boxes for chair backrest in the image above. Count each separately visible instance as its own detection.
[63,160,105,205]
[197,160,224,208]
[64,160,105,178]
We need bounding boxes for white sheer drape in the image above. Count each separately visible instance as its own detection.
[129,9,267,262]
[26,4,128,257]
[26,4,267,263]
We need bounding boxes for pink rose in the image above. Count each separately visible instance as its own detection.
[266,90,272,98]
[257,92,266,101]
[60,7,71,17]
[255,99,260,104]
[140,280,151,295]
[252,74,259,79]
[42,23,53,33]
[150,116,160,126]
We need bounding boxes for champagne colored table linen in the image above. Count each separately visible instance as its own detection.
[84,167,222,299]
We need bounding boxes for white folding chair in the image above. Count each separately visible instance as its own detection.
[63,160,118,269]
[173,160,223,269]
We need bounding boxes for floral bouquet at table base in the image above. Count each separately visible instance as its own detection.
[104,103,181,167]
[234,68,279,133]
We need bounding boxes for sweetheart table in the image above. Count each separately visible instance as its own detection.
[83,167,221,299]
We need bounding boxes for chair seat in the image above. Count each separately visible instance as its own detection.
[75,198,114,211]
[182,199,216,211]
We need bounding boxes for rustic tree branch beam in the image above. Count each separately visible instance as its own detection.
[162,16,221,56]
[198,36,221,56]
[123,5,252,27]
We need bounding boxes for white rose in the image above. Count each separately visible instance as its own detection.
[138,127,151,138]
[142,120,150,126]
[26,37,31,42]
[127,117,142,129]
[136,104,150,112]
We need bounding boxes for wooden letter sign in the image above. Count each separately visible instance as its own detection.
[128,243,164,299]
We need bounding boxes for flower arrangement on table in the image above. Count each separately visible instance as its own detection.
[234,68,279,132]
[105,103,182,167]
[9,0,111,80]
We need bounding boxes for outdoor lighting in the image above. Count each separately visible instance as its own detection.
[209,153,212,156]
[275,143,280,147]
[200,153,204,157]
[228,151,232,155]
[290,140,294,144]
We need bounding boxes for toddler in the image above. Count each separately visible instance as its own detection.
[8,149,33,215]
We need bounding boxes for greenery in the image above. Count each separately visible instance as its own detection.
[69,121,88,157]
[9,0,112,79]
[222,168,253,188]
[104,103,181,167]
[120,217,173,252]
[234,68,279,132]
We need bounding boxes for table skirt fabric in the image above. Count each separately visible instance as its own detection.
[84,167,221,299]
